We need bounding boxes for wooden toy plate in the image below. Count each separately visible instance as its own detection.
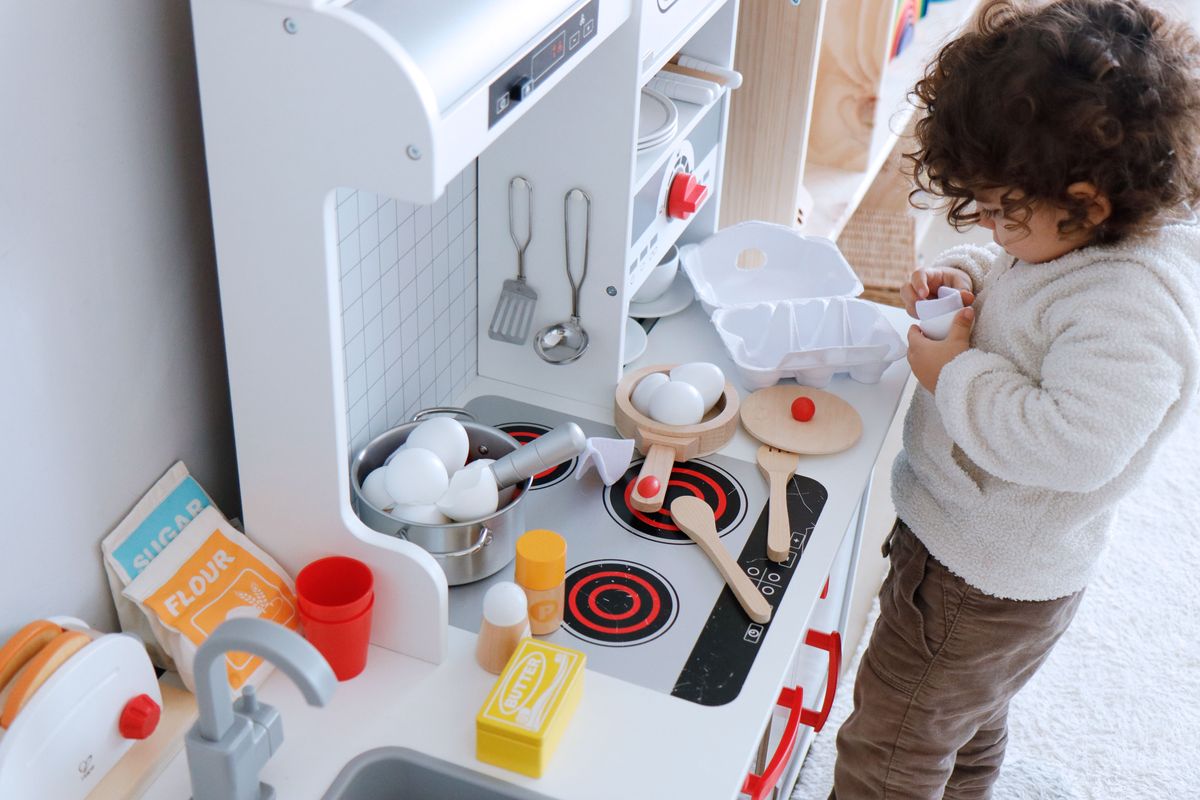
[740,385,862,455]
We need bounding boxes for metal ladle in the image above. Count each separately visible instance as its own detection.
[534,187,591,365]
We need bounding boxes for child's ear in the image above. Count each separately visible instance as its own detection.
[1067,182,1113,227]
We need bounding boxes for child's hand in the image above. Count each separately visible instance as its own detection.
[907,308,975,392]
[901,267,975,318]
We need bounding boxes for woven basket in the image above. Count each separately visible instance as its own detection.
[836,207,916,294]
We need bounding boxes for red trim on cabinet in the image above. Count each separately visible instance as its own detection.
[799,629,841,733]
[740,685,805,800]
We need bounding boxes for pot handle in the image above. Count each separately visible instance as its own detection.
[402,526,493,559]
[411,407,478,423]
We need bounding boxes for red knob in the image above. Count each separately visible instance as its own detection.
[667,173,709,220]
[119,694,161,740]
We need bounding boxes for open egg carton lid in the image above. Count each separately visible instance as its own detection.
[678,221,905,387]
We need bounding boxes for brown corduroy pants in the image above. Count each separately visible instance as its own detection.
[831,521,1084,799]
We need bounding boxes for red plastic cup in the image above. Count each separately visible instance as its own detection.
[295,556,374,681]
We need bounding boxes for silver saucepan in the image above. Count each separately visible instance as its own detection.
[349,408,530,585]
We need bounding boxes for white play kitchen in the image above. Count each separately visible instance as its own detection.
[137,0,915,797]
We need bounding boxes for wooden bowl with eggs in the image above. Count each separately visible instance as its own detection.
[614,364,740,513]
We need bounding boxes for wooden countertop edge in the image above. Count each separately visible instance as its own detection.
[91,674,196,800]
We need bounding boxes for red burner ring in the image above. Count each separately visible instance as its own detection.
[622,467,731,531]
[587,582,643,622]
[604,459,745,545]
[569,571,662,634]
[562,562,677,646]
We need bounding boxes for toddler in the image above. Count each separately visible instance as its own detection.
[832,1,1200,797]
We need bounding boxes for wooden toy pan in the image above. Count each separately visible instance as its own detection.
[614,364,741,513]
[740,384,862,455]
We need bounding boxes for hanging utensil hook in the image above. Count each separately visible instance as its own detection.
[533,187,592,365]
[563,187,590,318]
[509,176,532,279]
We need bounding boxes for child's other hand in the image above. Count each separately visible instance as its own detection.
[901,267,975,318]
[907,308,975,393]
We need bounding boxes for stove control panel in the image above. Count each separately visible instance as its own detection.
[672,475,828,706]
[488,0,600,128]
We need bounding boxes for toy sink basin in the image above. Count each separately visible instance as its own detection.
[323,748,554,799]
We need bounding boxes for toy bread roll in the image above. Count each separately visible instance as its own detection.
[0,620,62,693]
[1,630,90,728]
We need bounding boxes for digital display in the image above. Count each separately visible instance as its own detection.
[488,0,600,128]
[532,32,566,81]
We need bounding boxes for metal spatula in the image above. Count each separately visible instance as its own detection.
[488,176,537,344]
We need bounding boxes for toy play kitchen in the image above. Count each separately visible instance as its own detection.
[147,0,913,798]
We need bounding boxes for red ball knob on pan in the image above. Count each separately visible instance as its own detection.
[636,476,661,498]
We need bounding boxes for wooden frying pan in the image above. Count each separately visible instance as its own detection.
[614,364,741,513]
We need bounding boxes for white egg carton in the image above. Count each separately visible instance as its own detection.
[711,298,907,388]
[679,221,906,388]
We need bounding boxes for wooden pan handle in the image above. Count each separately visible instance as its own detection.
[630,444,676,513]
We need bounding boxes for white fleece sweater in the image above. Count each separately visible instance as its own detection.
[893,218,1200,600]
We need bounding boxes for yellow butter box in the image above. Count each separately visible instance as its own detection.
[476,638,586,778]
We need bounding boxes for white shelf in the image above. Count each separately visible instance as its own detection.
[634,90,726,193]
[637,0,732,87]
[803,0,981,240]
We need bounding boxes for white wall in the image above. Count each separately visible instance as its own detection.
[0,4,235,638]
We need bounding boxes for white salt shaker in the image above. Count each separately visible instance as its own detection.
[475,582,530,674]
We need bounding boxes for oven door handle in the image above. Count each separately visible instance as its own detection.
[740,685,805,800]
[740,628,843,799]
[799,628,841,733]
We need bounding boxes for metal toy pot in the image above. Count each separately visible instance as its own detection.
[350,408,530,585]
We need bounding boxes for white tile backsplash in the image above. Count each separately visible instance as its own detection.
[336,163,478,451]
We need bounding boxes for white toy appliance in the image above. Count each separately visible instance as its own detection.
[0,620,161,799]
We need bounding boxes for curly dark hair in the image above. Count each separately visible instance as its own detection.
[907,0,1200,244]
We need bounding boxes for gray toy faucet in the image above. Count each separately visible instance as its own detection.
[185,618,336,800]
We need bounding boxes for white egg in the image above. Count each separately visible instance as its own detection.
[648,380,706,426]
[631,372,670,416]
[384,446,449,506]
[389,503,451,525]
[360,467,395,510]
[405,417,470,475]
[669,362,725,411]
[437,465,499,522]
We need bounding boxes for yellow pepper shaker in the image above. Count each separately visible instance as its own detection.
[515,529,566,635]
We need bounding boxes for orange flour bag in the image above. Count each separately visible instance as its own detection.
[123,505,299,692]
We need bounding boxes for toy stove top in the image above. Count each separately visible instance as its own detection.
[449,396,828,706]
